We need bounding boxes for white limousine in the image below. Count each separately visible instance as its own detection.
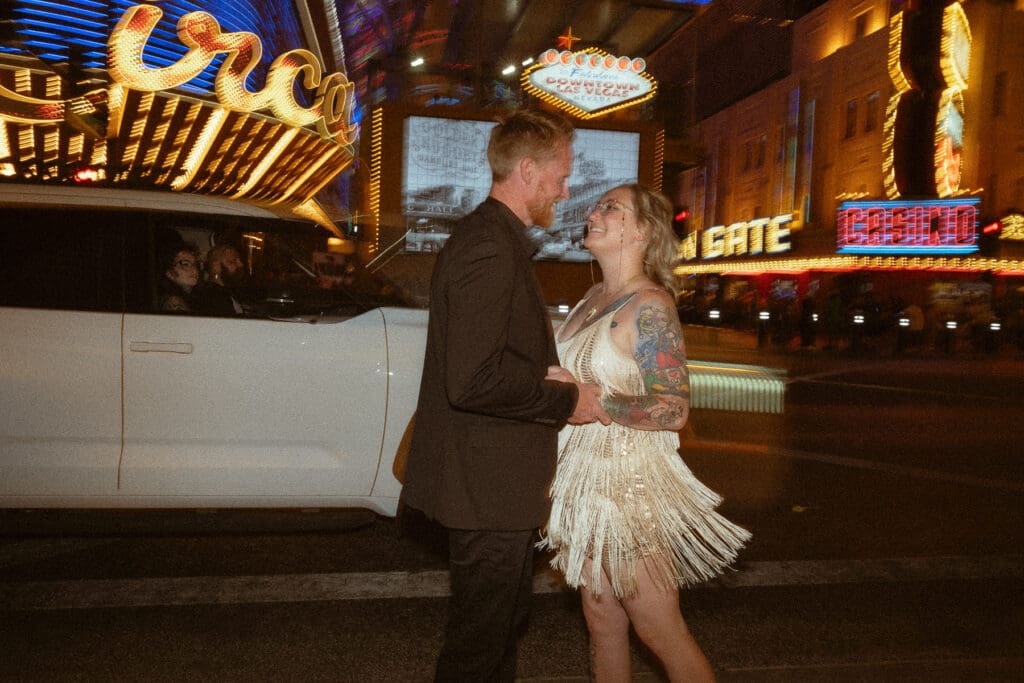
[1,185,426,516]
[1,185,785,517]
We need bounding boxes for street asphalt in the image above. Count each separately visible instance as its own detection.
[1,324,1021,681]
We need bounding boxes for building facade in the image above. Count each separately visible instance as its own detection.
[671,0,1024,343]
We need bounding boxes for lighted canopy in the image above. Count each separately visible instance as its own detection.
[0,0,358,228]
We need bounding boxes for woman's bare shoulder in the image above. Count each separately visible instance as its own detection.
[611,286,677,343]
[629,286,675,311]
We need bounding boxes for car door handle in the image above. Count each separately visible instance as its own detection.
[129,341,194,354]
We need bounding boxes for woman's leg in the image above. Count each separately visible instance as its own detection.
[580,559,632,682]
[621,559,716,683]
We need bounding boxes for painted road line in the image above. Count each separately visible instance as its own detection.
[2,556,1021,611]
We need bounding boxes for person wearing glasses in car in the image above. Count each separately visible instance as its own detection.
[542,184,750,681]
[158,243,201,313]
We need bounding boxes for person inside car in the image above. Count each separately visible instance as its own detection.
[193,243,247,315]
[158,243,201,313]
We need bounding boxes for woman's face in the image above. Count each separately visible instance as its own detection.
[166,251,200,290]
[582,187,637,253]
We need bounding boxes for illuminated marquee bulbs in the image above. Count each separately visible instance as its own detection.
[521,47,657,119]
[538,49,647,73]
[883,2,970,199]
[108,3,358,145]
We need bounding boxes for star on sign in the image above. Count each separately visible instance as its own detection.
[557,26,581,51]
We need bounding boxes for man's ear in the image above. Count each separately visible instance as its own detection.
[518,156,534,185]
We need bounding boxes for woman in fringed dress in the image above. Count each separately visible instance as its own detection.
[542,184,750,682]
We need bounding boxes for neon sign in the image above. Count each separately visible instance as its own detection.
[679,214,793,261]
[0,3,356,145]
[521,47,657,119]
[934,3,971,197]
[882,2,970,199]
[836,199,980,254]
[108,3,357,144]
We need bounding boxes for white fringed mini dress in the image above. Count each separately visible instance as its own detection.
[540,299,751,597]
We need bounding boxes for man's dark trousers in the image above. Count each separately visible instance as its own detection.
[434,528,536,682]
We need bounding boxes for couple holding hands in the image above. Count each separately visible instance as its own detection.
[401,109,749,682]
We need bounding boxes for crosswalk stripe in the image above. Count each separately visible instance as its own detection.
[2,555,1021,611]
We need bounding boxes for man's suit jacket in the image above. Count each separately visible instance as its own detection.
[192,282,241,316]
[401,197,578,530]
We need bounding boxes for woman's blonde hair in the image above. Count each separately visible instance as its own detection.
[621,183,680,297]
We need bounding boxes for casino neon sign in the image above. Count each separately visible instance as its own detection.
[836,198,980,254]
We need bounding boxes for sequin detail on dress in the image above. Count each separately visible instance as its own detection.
[541,299,751,598]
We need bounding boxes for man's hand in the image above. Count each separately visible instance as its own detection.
[569,382,611,425]
[547,365,611,425]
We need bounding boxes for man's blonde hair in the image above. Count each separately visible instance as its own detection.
[487,109,574,183]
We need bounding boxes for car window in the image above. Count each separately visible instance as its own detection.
[1,206,410,317]
[179,218,409,318]
[1,208,128,313]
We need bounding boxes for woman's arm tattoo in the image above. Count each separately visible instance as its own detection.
[600,302,690,430]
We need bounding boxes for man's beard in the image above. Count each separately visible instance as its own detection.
[221,268,248,288]
[528,199,556,229]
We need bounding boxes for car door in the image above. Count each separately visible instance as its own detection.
[0,208,126,505]
[120,310,388,505]
[0,309,124,503]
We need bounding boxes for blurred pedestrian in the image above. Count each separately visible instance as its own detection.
[904,303,924,349]
[823,290,843,350]
[542,184,749,681]
[400,108,609,683]
[799,296,817,348]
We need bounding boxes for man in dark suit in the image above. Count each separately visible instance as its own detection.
[401,109,608,682]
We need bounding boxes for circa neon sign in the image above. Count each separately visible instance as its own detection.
[108,2,357,144]
[521,47,656,119]
[836,199,980,254]
[679,215,793,261]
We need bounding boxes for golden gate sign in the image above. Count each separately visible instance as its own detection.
[679,214,794,261]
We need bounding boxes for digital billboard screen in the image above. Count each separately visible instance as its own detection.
[400,115,641,261]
